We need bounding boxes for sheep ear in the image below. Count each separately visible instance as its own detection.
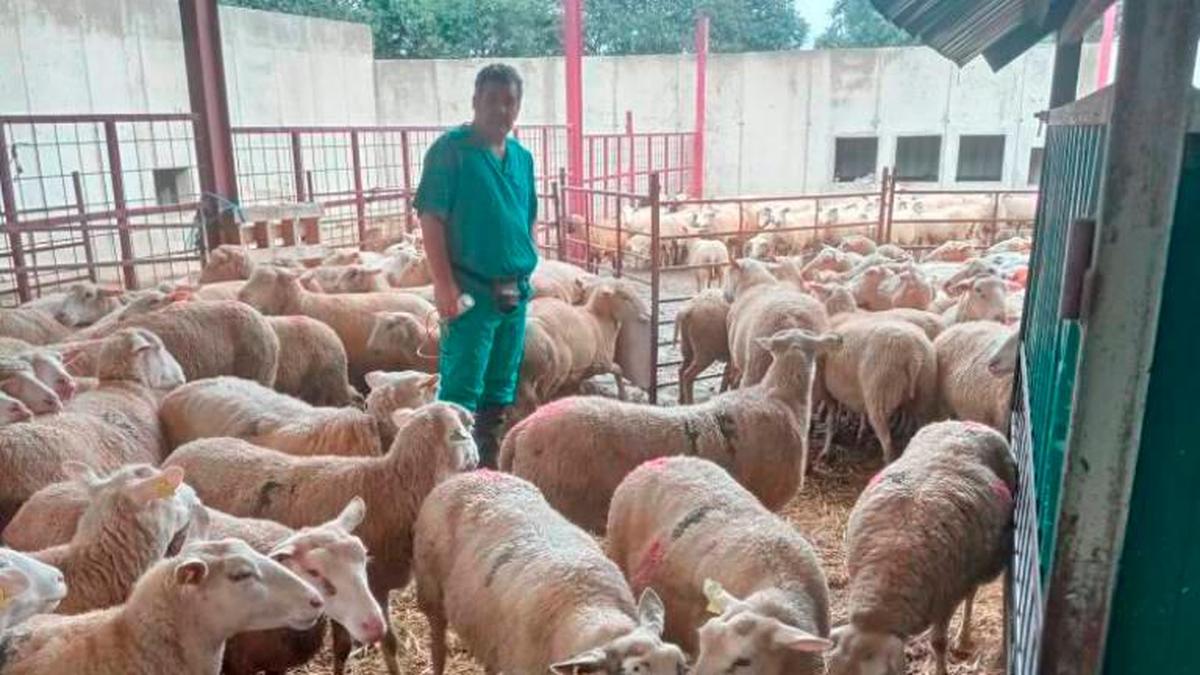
[550,648,608,674]
[421,373,440,391]
[128,331,156,354]
[186,502,212,543]
[364,371,388,391]
[703,578,739,615]
[636,588,666,636]
[0,568,30,609]
[335,496,367,533]
[174,558,209,586]
[771,621,832,653]
[129,466,184,503]
[62,460,100,488]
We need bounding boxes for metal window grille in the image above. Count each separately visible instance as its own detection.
[957,134,1006,181]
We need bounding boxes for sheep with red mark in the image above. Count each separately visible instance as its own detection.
[828,421,1016,675]
[501,328,841,532]
[413,470,687,675]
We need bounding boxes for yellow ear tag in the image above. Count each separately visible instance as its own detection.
[703,579,726,616]
[152,475,178,499]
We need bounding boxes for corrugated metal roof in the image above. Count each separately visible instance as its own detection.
[870,0,1080,70]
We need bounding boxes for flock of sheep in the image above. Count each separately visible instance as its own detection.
[0,215,1025,675]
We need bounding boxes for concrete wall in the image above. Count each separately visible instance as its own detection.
[0,0,376,125]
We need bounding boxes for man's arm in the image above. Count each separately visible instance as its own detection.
[420,212,461,319]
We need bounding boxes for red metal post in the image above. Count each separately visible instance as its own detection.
[564,0,584,214]
[290,132,306,202]
[1096,4,1118,91]
[103,120,138,290]
[0,126,31,302]
[350,131,367,244]
[692,13,709,199]
[540,126,550,194]
[876,166,890,243]
[179,0,239,250]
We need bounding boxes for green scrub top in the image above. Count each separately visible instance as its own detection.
[413,125,539,291]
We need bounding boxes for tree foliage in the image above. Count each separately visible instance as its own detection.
[220,0,808,59]
[814,0,917,49]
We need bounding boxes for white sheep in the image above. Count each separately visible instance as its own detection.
[821,318,938,463]
[163,401,478,675]
[267,315,360,407]
[1,538,325,675]
[934,321,1016,431]
[364,370,439,447]
[531,259,597,303]
[0,548,66,633]
[238,265,434,384]
[943,276,1008,325]
[199,245,256,283]
[22,283,124,328]
[0,341,78,403]
[0,308,72,345]
[0,358,62,416]
[674,289,734,404]
[365,311,440,374]
[0,392,33,426]
[687,239,731,292]
[160,376,381,457]
[501,328,841,532]
[413,470,687,675]
[828,421,1016,675]
[608,457,831,675]
[724,258,830,387]
[300,265,389,294]
[28,462,195,614]
[0,329,185,529]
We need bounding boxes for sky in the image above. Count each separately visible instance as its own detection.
[796,0,836,45]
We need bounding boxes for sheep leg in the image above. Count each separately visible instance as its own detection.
[679,356,711,405]
[331,622,353,675]
[428,610,449,675]
[866,403,895,464]
[718,361,733,392]
[955,586,978,653]
[855,414,868,445]
[931,617,950,675]
[611,364,627,401]
[820,404,836,463]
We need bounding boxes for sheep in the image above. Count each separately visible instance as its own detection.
[267,315,359,407]
[875,244,910,261]
[528,280,649,399]
[934,321,1016,431]
[851,266,897,311]
[191,279,246,301]
[162,401,479,675]
[800,247,858,280]
[28,462,196,614]
[0,308,71,345]
[531,259,596,303]
[687,239,731,292]
[366,311,440,374]
[501,328,841,533]
[413,470,687,675]
[160,376,381,457]
[0,392,32,426]
[922,240,976,263]
[821,319,938,463]
[724,258,830,388]
[986,327,1020,376]
[839,234,877,256]
[300,265,389,294]
[987,235,1032,255]
[0,538,325,675]
[0,548,66,633]
[607,457,831,675]
[364,370,439,447]
[880,264,934,310]
[744,231,785,261]
[828,421,1016,675]
[939,258,1000,296]
[0,358,62,416]
[0,344,78,404]
[22,283,124,328]
[674,289,734,404]
[199,245,255,283]
[943,276,1008,325]
[624,233,653,269]
[237,265,434,384]
[64,300,281,387]
[66,289,179,342]
[514,316,567,416]
[0,328,185,528]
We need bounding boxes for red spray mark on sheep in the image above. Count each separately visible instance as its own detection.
[991,480,1013,506]
[642,457,670,472]
[632,538,666,591]
[867,470,885,489]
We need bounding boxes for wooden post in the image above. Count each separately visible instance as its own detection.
[1041,3,1200,674]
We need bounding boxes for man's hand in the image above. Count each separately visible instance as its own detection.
[434,279,462,321]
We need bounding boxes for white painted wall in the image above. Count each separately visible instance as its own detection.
[0,0,376,125]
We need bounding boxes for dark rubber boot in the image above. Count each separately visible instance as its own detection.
[473,405,506,469]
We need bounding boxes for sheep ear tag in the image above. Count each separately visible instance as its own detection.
[704,578,729,615]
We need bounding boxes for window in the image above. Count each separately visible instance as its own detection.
[153,168,192,206]
[956,135,1006,182]
[834,137,878,183]
[895,135,942,182]
[1028,147,1045,185]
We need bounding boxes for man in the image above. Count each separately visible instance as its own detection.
[413,64,539,468]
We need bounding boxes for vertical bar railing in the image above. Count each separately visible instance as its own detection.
[290,131,306,201]
[648,172,661,404]
[884,171,897,244]
[540,126,551,195]
[552,180,565,259]
[626,112,636,195]
[70,172,98,283]
[877,167,891,243]
[401,130,414,230]
[692,13,709,199]
[0,125,31,302]
[350,130,366,243]
[103,120,138,290]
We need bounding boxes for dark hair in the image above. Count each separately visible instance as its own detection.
[474,64,523,99]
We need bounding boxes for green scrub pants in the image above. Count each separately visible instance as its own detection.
[436,285,528,412]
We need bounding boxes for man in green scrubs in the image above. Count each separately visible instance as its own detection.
[414,64,538,468]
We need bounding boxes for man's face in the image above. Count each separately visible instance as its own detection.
[473,81,521,141]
